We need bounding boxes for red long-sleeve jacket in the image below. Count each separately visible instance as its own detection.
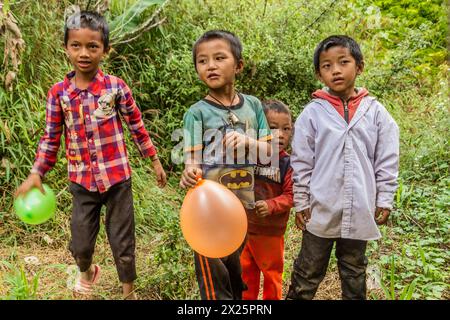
[247,150,293,236]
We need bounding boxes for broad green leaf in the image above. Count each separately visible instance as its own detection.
[109,0,165,36]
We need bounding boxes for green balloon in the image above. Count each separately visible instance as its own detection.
[14,184,56,225]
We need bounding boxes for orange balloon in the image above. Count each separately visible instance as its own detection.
[180,179,247,258]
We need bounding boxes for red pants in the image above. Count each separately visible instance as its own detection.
[240,234,284,300]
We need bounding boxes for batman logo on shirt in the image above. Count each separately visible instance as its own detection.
[219,169,253,190]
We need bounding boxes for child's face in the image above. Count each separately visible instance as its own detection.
[266,110,292,152]
[316,46,363,98]
[65,28,107,77]
[195,39,243,91]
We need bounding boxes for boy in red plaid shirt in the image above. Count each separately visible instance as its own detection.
[15,11,166,299]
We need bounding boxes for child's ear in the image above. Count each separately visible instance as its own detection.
[315,71,324,84]
[101,46,111,61]
[235,59,244,74]
[357,61,365,75]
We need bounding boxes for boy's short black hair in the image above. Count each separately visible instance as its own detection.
[313,35,363,72]
[64,10,109,50]
[192,30,243,68]
[262,100,291,117]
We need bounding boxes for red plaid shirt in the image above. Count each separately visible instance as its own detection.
[31,69,157,193]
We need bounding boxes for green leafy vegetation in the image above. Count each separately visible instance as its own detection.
[0,0,448,299]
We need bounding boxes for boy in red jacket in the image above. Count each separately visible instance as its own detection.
[240,100,294,300]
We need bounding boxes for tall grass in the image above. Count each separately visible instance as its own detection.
[0,0,448,299]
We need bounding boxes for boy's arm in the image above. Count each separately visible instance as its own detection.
[374,106,400,209]
[223,132,272,163]
[180,162,202,188]
[180,109,203,189]
[31,86,64,177]
[116,80,166,187]
[222,98,273,163]
[253,138,272,161]
[16,87,63,197]
[180,150,203,188]
[116,79,157,158]
[265,167,294,215]
[251,99,273,163]
[291,109,316,213]
[255,99,273,161]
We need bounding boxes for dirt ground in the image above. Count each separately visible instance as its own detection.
[0,239,382,300]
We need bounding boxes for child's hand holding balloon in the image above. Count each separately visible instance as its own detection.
[15,173,44,198]
[180,166,203,189]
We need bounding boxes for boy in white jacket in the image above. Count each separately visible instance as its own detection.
[287,35,399,300]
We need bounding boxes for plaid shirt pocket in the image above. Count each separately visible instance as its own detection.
[94,91,118,119]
